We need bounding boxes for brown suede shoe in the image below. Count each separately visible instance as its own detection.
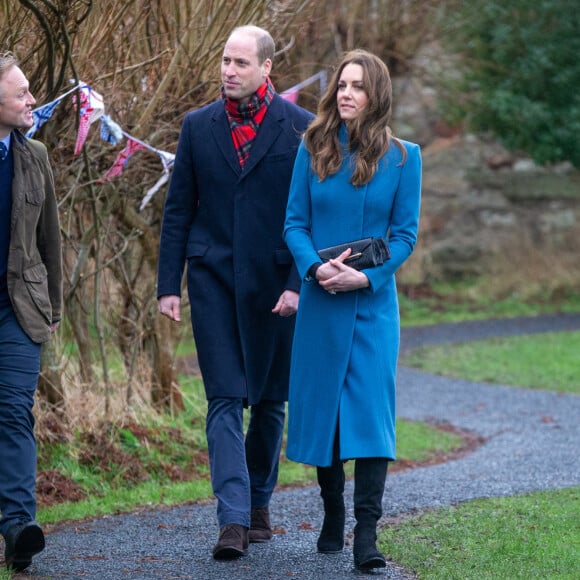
[212,524,249,560]
[248,507,273,543]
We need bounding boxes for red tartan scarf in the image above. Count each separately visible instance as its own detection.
[223,78,275,167]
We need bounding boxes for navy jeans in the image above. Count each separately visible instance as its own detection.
[0,303,41,538]
[206,397,285,528]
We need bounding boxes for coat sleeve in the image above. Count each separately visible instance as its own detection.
[364,141,422,291]
[284,142,322,281]
[34,142,63,323]
[157,114,198,298]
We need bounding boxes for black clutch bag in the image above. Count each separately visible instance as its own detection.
[317,237,390,271]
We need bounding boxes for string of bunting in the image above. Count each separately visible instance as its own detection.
[26,71,327,211]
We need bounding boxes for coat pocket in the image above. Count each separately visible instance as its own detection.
[22,188,45,226]
[186,241,209,259]
[22,262,52,324]
[25,187,45,205]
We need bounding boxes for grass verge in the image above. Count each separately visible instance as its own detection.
[403,331,580,394]
[379,487,580,579]
[33,409,465,527]
[398,283,580,326]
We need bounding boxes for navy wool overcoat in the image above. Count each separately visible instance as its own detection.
[158,96,313,405]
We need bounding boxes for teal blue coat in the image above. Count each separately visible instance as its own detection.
[284,130,422,467]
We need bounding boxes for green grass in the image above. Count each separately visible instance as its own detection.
[379,487,580,579]
[39,478,213,525]
[403,331,580,394]
[394,419,462,462]
[398,283,580,327]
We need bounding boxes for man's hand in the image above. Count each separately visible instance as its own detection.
[272,290,299,317]
[158,295,182,322]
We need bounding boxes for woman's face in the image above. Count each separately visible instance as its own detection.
[336,63,368,122]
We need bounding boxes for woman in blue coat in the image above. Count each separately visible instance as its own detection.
[284,49,421,570]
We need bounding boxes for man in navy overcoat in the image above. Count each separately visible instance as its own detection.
[157,25,313,559]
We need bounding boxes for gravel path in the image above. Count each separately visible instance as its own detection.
[19,313,580,579]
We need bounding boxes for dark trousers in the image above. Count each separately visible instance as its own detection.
[0,304,41,538]
[206,397,285,528]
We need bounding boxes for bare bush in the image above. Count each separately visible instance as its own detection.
[1,0,443,428]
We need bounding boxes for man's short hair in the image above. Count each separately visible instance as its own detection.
[0,52,19,103]
[0,51,18,80]
[231,25,275,64]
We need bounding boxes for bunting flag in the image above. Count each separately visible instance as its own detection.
[280,89,298,104]
[281,71,327,103]
[138,150,176,210]
[140,172,170,211]
[73,86,104,155]
[100,114,124,145]
[25,71,326,207]
[156,151,175,175]
[97,138,146,184]
[26,100,59,138]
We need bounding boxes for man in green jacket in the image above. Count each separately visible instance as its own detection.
[0,52,62,572]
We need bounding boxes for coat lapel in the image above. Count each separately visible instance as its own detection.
[240,96,284,179]
[210,106,242,176]
[209,95,285,181]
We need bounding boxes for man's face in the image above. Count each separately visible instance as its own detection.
[0,65,36,138]
[221,31,271,104]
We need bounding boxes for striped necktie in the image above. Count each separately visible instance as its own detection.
[0,142,7,161]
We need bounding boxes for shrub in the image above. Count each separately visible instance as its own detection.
[438,0,580,167]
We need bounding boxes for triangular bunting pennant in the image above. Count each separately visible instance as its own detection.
[280,89,299,104]
[26,101,60,138]
[73,85,105,154]
[98,139,146,184]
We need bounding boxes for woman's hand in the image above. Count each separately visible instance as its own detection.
[317,249,369,294]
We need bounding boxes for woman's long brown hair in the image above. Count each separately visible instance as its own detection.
[304,49,406,186]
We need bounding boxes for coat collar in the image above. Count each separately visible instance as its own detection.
[11,130,30,153]
[211,95,285,180]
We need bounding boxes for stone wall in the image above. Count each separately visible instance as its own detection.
[418,135,580,280]
[391,74,580,292]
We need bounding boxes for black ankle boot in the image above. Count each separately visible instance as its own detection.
[316,455,345,553]
[353,521,386,569]
[353,458,388,569]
